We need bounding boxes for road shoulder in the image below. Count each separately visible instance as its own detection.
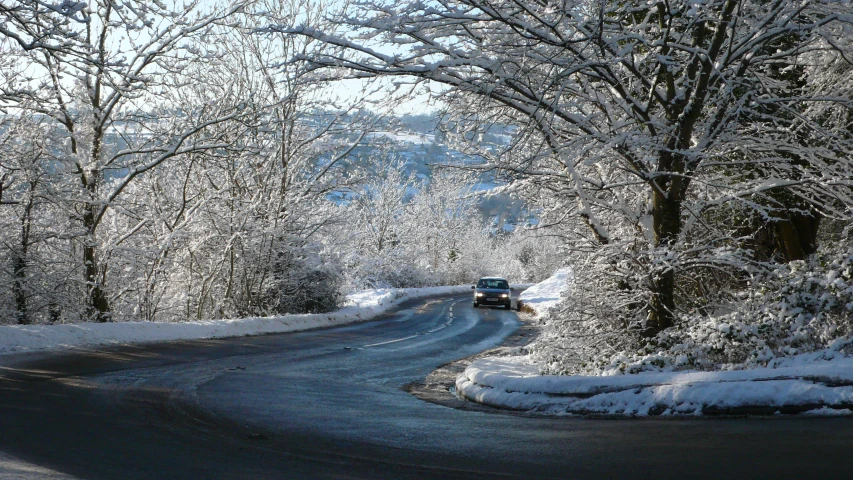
[406,315,540,414]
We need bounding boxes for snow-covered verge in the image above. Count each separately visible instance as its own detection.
[517,268,573,317]
[528,248,853,377]
[459,264,853,416]
[456,349,853,416]
[0,450,78,480]
[0,286,472,357]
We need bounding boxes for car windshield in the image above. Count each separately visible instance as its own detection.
[477,279,509,289]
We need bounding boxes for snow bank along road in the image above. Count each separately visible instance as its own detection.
[2,293,853,479]
[464,268,853,416]
[458,355,853,416]
[0,285,476,357]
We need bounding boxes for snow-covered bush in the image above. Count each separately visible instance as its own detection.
[264,255,345,314]
[331,164,562,290]
[533,246,853,376]
[342,256,440,290]
[528,247,650,375]
[647,249,853,371]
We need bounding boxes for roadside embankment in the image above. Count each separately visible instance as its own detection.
[457,268,853,416]
[0,285,472,357]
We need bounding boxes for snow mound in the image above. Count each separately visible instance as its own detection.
[0,285,471,357]
[518,267,573,317]
[456,354,853,416]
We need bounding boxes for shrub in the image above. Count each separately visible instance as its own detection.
[531,246,853,375]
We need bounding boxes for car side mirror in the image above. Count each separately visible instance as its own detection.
[471,285,475,289]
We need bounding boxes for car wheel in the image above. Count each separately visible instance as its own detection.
[473,302,479,308]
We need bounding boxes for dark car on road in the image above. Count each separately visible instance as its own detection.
[472,277,511,309]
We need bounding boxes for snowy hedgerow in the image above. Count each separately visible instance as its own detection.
[265,254,345,315]
[533,246,853,376]
[526,244,652,375]
[660,249,853,370]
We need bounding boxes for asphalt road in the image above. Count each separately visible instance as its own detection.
[2,293,853,479]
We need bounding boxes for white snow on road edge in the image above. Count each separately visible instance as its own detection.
[0,285,472,357]
[456,355,853,416]
[517,268,572,317]
[459,267,853,416]
[0,451,79,480]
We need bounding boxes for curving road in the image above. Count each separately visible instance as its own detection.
[2,293,853,479]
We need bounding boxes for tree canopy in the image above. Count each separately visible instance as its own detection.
[289,0,853,334]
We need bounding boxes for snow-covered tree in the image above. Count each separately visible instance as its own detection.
[0,0,391,323]
[99,0,385,321]
[290,0,853,334]
[331,159,558,289]
[1,0,249,321]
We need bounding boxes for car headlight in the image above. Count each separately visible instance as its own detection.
[500,294,509,298]
[476,292,484,297]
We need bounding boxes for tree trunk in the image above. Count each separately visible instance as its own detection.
[13,183,35,325]
[774,217,805,262]
[13,252,29,325]
[791,210,821,257]
[648,187,682,336]
[774,209,821,262]
[83,206,110,322]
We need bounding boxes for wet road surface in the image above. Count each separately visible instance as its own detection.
[2,294,853,479]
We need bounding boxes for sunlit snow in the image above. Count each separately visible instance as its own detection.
[460,270,853,416]
[0,286,471,357]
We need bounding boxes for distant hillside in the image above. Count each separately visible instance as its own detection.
[330,113,532,232]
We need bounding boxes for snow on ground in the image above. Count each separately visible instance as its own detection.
[0,451,78,480]
[0,286,471,357]
[460,267,853,416]
[518,267,573,317]
[457,355,853,416]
